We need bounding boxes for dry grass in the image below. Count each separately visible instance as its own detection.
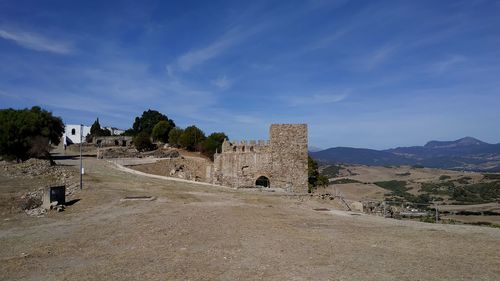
[1,158,500,280]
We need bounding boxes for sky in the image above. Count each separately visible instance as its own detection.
[1,0,499,149]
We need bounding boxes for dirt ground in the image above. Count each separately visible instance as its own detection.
[1,153,500,280]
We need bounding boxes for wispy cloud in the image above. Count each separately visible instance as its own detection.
[430,54,466,74]
[170,28,245,72]
[288,91,349,106]
[363,45,397,70]
[0,27,72,54]
[211,75,230,89]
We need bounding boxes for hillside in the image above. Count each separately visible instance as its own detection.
[311,137,500,172]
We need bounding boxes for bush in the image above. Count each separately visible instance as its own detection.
[168,127,184,147]
[331,178,361,184]
[132,109,175,135]
[439,175,451,181]
[134,132,155,152]
[179,125,206,151]
[0,106,64,162]
[321,165,342,178]
[151,120,173,143]
[200,132,228,160]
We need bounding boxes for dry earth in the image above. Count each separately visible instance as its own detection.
[1,152,500,280]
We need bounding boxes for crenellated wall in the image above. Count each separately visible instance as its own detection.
[212,124,308,192]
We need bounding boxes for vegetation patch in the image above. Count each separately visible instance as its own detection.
[331,178,361,184]
[464,221,500,228]
[375,180,433,204]
[483,173,500,180]
[439,175,451,181]
[320,165,342,178]
[451,181,500,203]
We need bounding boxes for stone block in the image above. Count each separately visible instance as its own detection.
[42,186,66,209]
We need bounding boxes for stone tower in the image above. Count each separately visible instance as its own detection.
[212,124,308,193]
[269,124,308,193]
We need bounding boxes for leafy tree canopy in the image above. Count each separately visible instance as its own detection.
[0,106,64,162]
[86,118,111,142]
[151,120,173,143]
[179,125,206,151]
[308,156,328,192]
[168,127,184,148]
[201,132,228,160]
[132,109,175,135]
[133,132,155,152]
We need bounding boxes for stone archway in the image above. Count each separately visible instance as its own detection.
[255,176,270,188]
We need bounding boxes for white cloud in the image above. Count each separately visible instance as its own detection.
[364,45,396,70]
[288,91,349,106]
[0,28,72,54]
[167,25,264,73]
[211,75,230,89]
[431,54,466,74]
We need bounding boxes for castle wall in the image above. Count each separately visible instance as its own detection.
[212,124,308,193]
[213,141,272,188]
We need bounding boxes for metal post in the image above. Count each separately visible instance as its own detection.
[80,124,83,190]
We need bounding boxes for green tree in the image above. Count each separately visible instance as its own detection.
[179,125,206,151]
[86,118,111,142]
[151,120,173,143]
[133,132,155,152]
[308,156,323,193]
[132,109,175,135]
[201,132,228,160]
[307,156,319,193]
[317,175,330,187]
[168,127,184,147]
[0,106,64,162]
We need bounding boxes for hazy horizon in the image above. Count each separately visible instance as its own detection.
[1,0,499,149]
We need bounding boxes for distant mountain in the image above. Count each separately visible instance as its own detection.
[310,137,500,172]
[308,146,324,152]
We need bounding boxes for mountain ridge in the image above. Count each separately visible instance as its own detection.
[310,137,500,172]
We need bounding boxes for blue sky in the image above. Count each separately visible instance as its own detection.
[1,0,499,149]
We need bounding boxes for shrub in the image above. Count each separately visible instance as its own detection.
[200,132,228,160]
[331,178,361,184]
[134,132,155,152]
[168,127,184,147]
[151,120,173,143]
[0,106,64,162]
[439,175,451,181]
[179,125,206,151]
[320,165,342,178]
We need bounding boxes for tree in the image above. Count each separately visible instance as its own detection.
[132,109,175,135]
[308,156,330,192]
[168,127,184,147]
[133,132,155,152]
[179,125,206,151]
[201,132,228,160]
[0,106,64,162]
[86,118,111,142]
[151,120,173,143]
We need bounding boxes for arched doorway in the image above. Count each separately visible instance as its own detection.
[255,176,270,188]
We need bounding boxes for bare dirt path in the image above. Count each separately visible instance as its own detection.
[1,156,499,280]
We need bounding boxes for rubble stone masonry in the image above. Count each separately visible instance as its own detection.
[213,124,308,193]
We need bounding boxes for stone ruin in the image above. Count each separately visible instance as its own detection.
[93,136,133,147]
[212,124,308,193]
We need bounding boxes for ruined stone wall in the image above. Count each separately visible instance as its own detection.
[212,124,308,193]
[213,140,272,187]
[93,136,133,147]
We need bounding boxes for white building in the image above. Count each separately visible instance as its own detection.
[63,124,91,145]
